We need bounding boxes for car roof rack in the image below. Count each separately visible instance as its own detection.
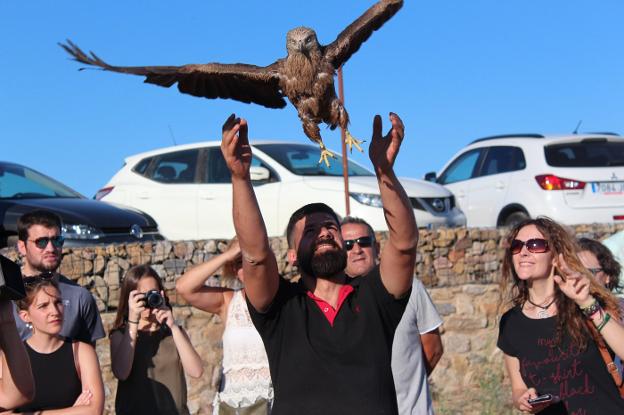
[470,134,544,144]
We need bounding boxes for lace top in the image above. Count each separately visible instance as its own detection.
[214,290,273,410]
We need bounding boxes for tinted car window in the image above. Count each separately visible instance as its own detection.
[148,150,198,183]
[479,146,526,176]
[545,140,624,167]
[133,157,152,177]
[438,149,482,184]
[0,163,81,199]
[254,143,374,176]
[204,148,273,184]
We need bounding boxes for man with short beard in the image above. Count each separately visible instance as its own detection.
[220,112,417,415]
[12,210,104,344]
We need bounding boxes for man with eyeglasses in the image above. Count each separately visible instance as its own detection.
[341,216,443,415]
[12,210,104,344]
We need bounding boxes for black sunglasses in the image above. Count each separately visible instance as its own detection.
[510,238,549,255]
[23,272,55,286]
[29,235,65,249]
[344,236,374,251]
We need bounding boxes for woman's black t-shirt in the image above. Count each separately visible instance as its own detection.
[498,306,624,414]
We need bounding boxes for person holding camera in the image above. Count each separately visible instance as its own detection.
[110,265,203,415]
[0,299,35,411]
[176,238,273,414]
[7,276,104,414]
[497,217,624,414]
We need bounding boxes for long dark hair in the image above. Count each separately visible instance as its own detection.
[111,265,169,332]
[500,217,621,349]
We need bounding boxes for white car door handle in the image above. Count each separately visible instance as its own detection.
[495,182,505,190]
[456,190,466,198]
[137,191,150,199]
[199,193,214,200]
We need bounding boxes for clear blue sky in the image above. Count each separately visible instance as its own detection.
[2,1,623,197]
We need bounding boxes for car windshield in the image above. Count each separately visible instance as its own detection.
[254,143,374,176]
[545,139,624,167]
[0,162,83,199]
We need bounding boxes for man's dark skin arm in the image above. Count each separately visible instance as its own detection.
[421,329,443,375]
[371,113,418,298]
[220,114,279,312]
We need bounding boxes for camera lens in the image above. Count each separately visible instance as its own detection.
[145,290,164,308]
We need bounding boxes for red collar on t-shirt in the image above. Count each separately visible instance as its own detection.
[306,284,355,326]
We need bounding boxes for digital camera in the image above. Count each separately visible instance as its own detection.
[143,289,164,309]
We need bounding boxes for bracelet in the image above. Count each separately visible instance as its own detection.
[580,299,601,318]
[127,319,139,324]
[596,312,611,332]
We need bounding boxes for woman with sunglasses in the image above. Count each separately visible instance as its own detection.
[498,217,624,414]
[176,238,273,414]
[6,277,104,414]
[577,238,623,300]
[110,265,203,415]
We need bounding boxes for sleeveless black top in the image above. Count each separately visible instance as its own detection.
[17,340,82,412]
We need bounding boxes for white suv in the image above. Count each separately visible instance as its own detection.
[96,141,466,240]
[425,133,624,227]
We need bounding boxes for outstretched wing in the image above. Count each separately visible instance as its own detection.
[323,0,403,69]
[60,40,287,109]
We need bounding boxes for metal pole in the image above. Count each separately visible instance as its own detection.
[338,66,351,216]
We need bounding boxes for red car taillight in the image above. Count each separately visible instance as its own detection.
[94,186,114,200]
[535,175,586,190]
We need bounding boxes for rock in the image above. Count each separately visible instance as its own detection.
[173,241,195,260]
[435,302,456,316]
[59,253,93,280]
[204,240,218,254]
[444,333,471,353]
[154,240,173,262]
[163,258,186,275]
[127,243,151,266]
[93,255,106,274]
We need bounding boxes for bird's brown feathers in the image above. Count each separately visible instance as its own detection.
[60,0,403,152]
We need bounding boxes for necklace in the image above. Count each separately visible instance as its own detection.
[527,297,556,319]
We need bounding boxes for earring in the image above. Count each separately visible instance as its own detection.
[26,322,33,330]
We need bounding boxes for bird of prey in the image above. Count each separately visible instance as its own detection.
[60,0,403,166]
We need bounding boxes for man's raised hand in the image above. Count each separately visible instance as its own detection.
[369,112,405,175]
[221,114,252,180]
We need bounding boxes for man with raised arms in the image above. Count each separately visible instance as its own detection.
[220,111,417,415]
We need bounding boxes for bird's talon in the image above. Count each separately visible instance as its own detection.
[318,148,336,167]
[345,131,365,153]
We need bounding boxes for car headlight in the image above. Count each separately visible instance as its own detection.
[62,224,104,240]
[350,192,383,208]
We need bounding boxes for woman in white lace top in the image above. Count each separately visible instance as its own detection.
[176,238,273,414]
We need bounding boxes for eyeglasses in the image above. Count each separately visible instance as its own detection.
[587,267,604,276]
[344,236,374,251]
[23,272,55,286]
[28,236,65,249]
[510,238,549,254]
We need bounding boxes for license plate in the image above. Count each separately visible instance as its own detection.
[591,181,624,195]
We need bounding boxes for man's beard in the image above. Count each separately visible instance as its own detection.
[30,255,61,274]
[298,240,347,279]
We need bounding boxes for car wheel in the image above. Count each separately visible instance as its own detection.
[503,211,529,228]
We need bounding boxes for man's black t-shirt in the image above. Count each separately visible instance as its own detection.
[498,306,624,414]
[247,266,409,415]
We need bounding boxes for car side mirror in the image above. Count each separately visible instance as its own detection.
[250,166,271,182]
[424,172,437,182]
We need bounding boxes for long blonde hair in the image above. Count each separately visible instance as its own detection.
[500,217,621,348]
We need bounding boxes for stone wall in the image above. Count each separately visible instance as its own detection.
[4,222,624,414]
